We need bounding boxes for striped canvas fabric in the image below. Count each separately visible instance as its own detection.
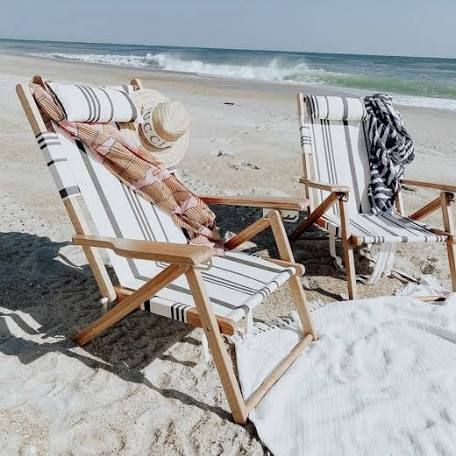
[36,119,295,324]
[134,252,294,322]
[307,95,367,121]
[298,94,444,244]
[300,98,372,216]
[36,131,82,199]
[322,212,446,244]
[48,82,138,123]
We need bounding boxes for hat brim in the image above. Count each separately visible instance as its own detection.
[131,89,189,170]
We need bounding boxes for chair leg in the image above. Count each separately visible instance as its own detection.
[338,198,357,300]
[267,210,318,338]
[443,237,456,292]
[342,239,357,300]
[186,267,248,425]
[447,242,456,292]
[288,275,318,338]
[441,192,456,291]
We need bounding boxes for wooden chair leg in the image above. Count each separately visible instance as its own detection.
[338,198,357,300]
[74,264,187,346]
[186,267,248,424]
[447,242,456,291]
[267,210,318,338]
[441,192,456,291]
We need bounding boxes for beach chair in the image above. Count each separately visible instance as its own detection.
[291,93,456,299]
[16,77,317,425]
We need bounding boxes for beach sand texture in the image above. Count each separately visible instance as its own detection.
[0,53,455,454]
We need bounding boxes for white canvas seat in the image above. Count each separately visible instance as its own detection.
[294,93,456,299]
[18,77,317,425]
[131,252,294,322]
[322,212,447,245]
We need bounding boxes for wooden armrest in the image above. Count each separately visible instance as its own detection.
[401,179,456,193]
[199,195,309,211]
[73,235,216,266]
[299,178,351,193]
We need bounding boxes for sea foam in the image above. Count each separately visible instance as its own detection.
[33,50,456,112]
[36,51,319,83]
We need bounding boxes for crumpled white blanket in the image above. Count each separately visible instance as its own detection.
[236,293,456,456]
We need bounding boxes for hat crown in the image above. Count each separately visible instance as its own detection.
[152,101,189,142]
[133,88,190,168]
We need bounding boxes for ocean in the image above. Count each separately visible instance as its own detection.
[2,38,456,111]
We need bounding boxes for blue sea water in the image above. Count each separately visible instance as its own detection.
[2,38,456,111]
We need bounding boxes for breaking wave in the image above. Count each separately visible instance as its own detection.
[32,49,456,112]
[36,51,325,83]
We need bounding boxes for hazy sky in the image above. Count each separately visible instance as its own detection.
[1,0,455,58]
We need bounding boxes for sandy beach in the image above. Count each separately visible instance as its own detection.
[1,52,456,454]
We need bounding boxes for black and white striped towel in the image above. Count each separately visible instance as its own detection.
[364,93,415,214]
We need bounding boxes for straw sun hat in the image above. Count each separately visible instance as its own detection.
[132,89,190,168]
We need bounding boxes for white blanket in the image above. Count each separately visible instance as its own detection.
[236,295,456,455]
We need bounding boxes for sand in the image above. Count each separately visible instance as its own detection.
[0,52,455,454]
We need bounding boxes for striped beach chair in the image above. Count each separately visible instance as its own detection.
[16,77,317,425]
[292,93,456,299]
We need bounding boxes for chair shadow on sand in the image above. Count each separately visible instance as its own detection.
[0,205,368,429]
[0,231,237,423]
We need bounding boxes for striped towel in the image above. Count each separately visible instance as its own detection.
[364,94,415,214]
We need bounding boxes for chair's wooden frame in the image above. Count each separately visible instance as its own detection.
[290,92,456,299]
[16,79,318,425]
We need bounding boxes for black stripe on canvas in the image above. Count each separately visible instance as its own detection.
[40,141,61,150]
[36,132,58,139]
[342,97,349,120]
[37,134,59,143]
[83,86,98,122]
[119,90,138,121]
[77,85,93,122]
[59,186,81,199]
[133,191,156,241]
[47,158,68,166]
[100,87,114,122]
[121,184,149,241]
[88,86,102,122]
[83,85,98,122]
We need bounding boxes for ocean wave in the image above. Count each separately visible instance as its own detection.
[33,51,456,112]
[38,52,153,68]
[34,51,325,83]
[393,95,456,111]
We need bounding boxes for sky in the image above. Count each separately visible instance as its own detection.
[1,0,455,58]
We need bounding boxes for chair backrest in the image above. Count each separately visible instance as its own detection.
[297,93,372,217]
[19,80,187,290]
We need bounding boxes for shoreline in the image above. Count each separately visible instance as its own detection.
[2,49,456,114]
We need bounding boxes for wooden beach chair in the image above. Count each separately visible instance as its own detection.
[16,77,317,425]
[291,93,456,299]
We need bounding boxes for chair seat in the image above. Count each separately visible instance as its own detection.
[323,212,447,244]
[123,251,296,323]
